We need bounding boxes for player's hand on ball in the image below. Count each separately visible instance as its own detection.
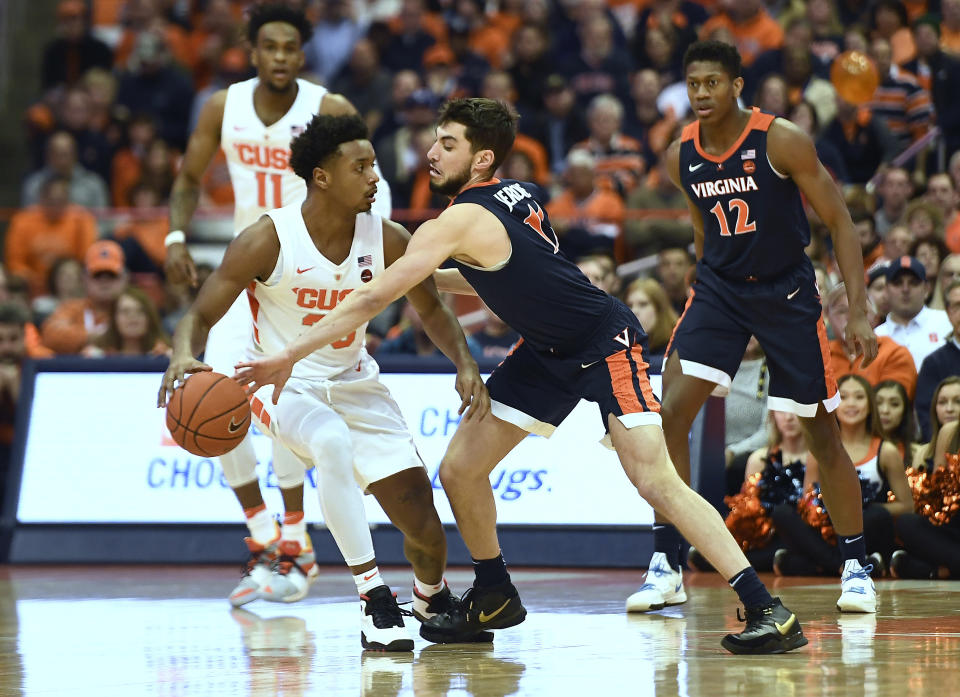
[158,355,212,407]
[234,352,293,405]
[165,242,199,287]
[455,361,490,421]
[844,311,878,368]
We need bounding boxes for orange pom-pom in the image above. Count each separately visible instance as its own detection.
[831,51,879,105]
[799,488,837,545]
[724,473,774,552]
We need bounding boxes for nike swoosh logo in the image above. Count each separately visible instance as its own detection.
[786,287,800,300]
[845,535,863,543]
[581,360,600,369]
[233,125,246,131]
[363,572,377,581]
[775,614,796,635]
[227,415,249,433]
[688,163,704,172]
[478,600,511,623]
[296,266,315,274]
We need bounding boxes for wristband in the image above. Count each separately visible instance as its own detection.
[165,230,187,247]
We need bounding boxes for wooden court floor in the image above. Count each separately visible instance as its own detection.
[0,565,957,696]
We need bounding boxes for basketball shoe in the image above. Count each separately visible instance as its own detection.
[837,559,877,613]
[260,538,319,603]
[419,580,526,644]
[721,598,808,654]
[411,582,493,642]
[361,585,415,652]
[625,552,687,612]
[229,536,279,607]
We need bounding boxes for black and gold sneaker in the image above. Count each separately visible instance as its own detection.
[721,598,808,654]
[411,583,493,643]
[419,581,526,644]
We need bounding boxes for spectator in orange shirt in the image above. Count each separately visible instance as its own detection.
[113,0,191,71]
[547,149,626,262]
[5,176,99,299]
[41,240,128,355]
[0,266,54,360]
[825,283,918,399]
[112,183,169,275]
[574,93,646,198]
[111,113,158,206]
[699,0,783,68]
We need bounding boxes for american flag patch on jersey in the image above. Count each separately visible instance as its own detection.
[357,254,372,267]
[741,149,756,159]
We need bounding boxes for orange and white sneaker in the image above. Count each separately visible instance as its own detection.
[260,538,319,603]
[229,537,279,607]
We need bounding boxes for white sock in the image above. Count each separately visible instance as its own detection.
[246,508,278,545]
[414,577,444,598]
[354,567,384,595]
[282,514,307,546]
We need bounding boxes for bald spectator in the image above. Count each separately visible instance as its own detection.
[825,283,917,399]
[916,280,960,439]
[875,167,914,237]
[41,241,128,355]
[22,131,108,210]
[547,149,626,261]
[6,176,98,298]
[573,93,645,198]
[656,247,693,315]
[41,0,113,89]
[876,256,953,371]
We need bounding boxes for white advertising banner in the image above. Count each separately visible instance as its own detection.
[16,371,657,526]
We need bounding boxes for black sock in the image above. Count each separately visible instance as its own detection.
[653,524,683,571]
[473,554,509,587]
[729,567,774,609]
[838,534,867,566]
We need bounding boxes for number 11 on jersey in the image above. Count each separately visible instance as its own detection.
[255,171,282,208]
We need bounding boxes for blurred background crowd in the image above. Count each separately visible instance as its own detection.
[0,0,958,577]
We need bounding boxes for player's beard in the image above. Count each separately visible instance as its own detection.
[429,162,473,197]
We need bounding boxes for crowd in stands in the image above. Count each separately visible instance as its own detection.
[1,0,959,575]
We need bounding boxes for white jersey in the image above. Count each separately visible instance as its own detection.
[251,203,385,380]
[221,77,328,232]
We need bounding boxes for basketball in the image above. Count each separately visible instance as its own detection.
[830,50,879,106]
[165,371,251,457]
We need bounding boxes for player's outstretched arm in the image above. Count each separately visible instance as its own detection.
[664,138,704,259]
[433,268,478,295]
[235,217,462,403]
[166,90,228,287]
[384,219,489,420]
[768,119,878,367]
[158,218,280,407]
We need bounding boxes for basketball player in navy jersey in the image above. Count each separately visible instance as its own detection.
[237,98,808,654]
[627,40,879,616]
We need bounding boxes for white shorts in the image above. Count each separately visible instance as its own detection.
[204,292,254,375]
[248,352,425,490]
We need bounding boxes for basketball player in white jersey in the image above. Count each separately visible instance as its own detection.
[159,112,488,651]
[164,3,391,605]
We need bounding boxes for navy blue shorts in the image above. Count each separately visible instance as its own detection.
[665,261,839,417]
[486,300,661,436]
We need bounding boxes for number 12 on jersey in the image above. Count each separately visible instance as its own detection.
[710,198,756,236]
[255,171,282,208]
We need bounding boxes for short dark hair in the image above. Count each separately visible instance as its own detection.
[683,40,742,79]
[289,113,369,181]
[0,301,30,328]
[437,98,518,173]
[247,2,313,45]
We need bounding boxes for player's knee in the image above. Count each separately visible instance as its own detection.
[219,441,259,488]
[308,427,353,478]
[659,401,694,440]
[438,454,474,490]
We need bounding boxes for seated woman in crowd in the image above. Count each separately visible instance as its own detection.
[771,374,913,576]
[690,410,812,573]
[84,286,170,357]
[875,379,918,468]
[623,277,677,367]
[893,421,960,579]
[913,376,960,470]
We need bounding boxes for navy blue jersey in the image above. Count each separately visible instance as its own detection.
[450,178,614,353]
[679,107,811,282]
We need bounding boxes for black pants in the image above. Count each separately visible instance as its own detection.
[771,502,898,574]
[896,514,960,577]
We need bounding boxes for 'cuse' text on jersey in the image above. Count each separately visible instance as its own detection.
[234,143,291,171]
[293,287,353,310]
[690,176,758,199]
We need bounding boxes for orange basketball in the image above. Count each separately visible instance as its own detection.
[165,371,251,457]
[830,50,879,106]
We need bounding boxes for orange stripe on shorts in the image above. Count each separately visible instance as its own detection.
[606,350,644,414]
[816,315,838,400]
[630,344,661,414]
